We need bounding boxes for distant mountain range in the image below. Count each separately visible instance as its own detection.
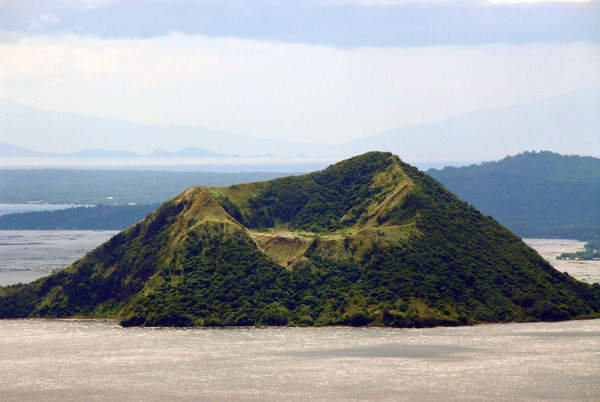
[323,88,600,162]
[0,98,310,156]
[1,88,598,163]
[0,143,236,159]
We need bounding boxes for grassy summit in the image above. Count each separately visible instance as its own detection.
[1,152,598,327]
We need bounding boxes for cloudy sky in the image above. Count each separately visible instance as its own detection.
[0,0,598,144]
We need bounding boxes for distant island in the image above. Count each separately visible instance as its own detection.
[557,240,600,261]
[1,152,598,327]
[0,142,234,159]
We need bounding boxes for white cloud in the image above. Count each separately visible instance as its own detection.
[1,33,598,144]
[78,0,120,10]
[27,21,42,31]
[38,13,60,24]
[28,13,60,31]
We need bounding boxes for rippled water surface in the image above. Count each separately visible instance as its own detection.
[0,319,598,401]
[524,239,600,284]
[0,230,118,285]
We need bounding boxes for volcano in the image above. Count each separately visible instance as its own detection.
[1,152,598,327]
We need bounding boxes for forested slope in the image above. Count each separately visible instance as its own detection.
[429,151,600,240]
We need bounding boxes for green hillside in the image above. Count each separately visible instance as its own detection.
[428,151,600,240]
[1,152,598,327]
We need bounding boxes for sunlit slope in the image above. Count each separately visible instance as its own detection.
[1,152,598,327]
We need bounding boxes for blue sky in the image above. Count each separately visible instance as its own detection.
[0,0,598,144]
[3,1,599,46]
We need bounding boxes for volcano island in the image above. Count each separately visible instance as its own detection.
[1,152,598,327]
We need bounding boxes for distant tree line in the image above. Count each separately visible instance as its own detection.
[558,240,600,261]
[0,204,160,230]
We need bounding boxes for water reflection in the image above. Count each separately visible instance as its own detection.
[0,319,598,401]
[287,343,484,359]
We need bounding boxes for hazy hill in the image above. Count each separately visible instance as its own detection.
[428,151,600,240]
[325,88,600,162]
[0,142,231,158]
[0,99,311,156]
[2,89,599,163]
[1,152,597,327]
[0,142,56,157]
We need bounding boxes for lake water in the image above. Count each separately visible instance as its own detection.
[524,238,600,284]
[0,319,598,401]
[0,230,118,286]
[0,156,334,173]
